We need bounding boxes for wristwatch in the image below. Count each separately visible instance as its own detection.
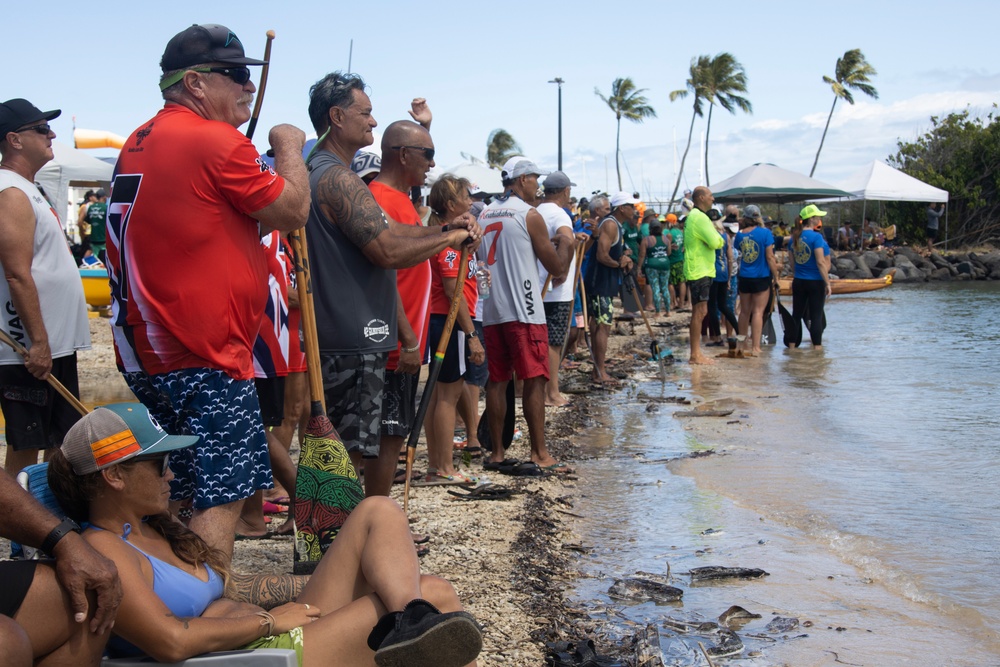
[466,330,479,340]
[41,518,81,557]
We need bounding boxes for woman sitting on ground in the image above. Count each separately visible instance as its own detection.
[47,403,482,667]
[419,175,485,484]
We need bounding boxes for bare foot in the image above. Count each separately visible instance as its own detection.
[690,355,716,365]
[545,393,571,407]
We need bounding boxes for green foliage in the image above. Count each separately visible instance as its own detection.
[701,52,752,185]
[486,129,522,170]
[595,77,657,190]
[669,55,712,204]
[886,107,1000,246]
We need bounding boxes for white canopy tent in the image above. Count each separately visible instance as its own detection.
[435,162,504,195]
[35,141,114,229]
[830,160,948,203]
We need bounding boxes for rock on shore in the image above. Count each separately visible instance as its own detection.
[828,245,1000,282]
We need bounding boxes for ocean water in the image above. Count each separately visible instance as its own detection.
[565,282,1000,665]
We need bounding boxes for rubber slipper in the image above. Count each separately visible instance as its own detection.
[483,458,520,472]
[264,495,291,505]
[412,472,475,487]
[262,501,289,514]
[447,485,514,501]
[501,461,544,477]
[541,462,575,475]
[235,532,272,541]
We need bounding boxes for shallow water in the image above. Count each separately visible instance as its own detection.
[565,282,1000,665]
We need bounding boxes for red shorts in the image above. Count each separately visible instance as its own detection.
[483,321,549,383]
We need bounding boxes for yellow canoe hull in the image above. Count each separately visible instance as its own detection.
[80,268,111,308]
[778,269,895,296]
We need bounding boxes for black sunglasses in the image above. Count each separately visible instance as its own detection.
[390,145,435,161]
[15,123,52,135]
[132,452,171,476]
[194,66,253,86]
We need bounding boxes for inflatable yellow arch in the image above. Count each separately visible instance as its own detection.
[74,129,126,150]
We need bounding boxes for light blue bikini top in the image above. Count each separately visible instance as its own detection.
[96,523,224,657]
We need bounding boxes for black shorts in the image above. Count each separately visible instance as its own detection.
[543,301,572,347]
[428,314,469,385]
[380,371,418,440]
[926,227,939,241]
[0,354,82,451]
[0,560,40,618]
[688,277,713,305]
[253,376,286,428]
[739,276,772,294]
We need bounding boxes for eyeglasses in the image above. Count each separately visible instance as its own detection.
[132,452,171,476]
[390,145,435,161]
[15,124,52,135]
[194,66,253,85]
[159,66,253,91]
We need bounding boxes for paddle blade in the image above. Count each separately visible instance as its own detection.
[293,410,364,574]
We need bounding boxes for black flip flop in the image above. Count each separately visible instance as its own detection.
[545,639,623,667]
[483,458,521,472]
[447,485,514,501]
[501,461,544,477]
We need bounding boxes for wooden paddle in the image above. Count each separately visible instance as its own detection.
[0,330,88,416]
[287,228,364,574]
[245,30,275,141]
[403,245,471,512]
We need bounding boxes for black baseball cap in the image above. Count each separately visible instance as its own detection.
[160,24,266,72]
[0,99,61,138]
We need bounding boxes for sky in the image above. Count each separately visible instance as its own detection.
[8,0,999,203]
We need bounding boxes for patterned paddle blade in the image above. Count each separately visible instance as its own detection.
[292,412,364,574]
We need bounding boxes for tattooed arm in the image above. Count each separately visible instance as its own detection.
[227,572,310,610]
[315,165,472,268]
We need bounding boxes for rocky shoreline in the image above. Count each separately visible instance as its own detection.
[826,244,1000,282]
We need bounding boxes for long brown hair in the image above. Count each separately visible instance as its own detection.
[791,215,805,250]
[47,450,232,590]
[427,175,471,227]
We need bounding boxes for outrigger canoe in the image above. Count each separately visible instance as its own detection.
[777,269,895,296]
[80,268,111,308]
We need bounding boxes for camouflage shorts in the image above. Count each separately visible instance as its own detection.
[320,353,386,458]
[589,295,615,326]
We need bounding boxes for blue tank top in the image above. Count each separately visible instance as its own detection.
[97,523,224,657]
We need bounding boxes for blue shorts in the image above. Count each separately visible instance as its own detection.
[464,320,488,388]
[124,369,272,509]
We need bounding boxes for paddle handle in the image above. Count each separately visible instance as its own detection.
[245,30,275,140]
[288,229,326,411]
[403,245,471,512]
[0,329,88,416]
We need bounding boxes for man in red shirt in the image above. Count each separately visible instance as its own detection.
[305,74,480,497]
[108,24,310,559]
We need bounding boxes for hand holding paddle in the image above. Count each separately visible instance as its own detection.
[0,330,88,416]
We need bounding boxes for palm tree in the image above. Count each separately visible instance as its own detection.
[701,52,752,185]
[810,49,879,177]
[594,77,657,190]
[669,55,710,205]
[486,129,522,169]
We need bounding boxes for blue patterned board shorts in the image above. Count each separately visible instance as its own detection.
[124,369,272,510]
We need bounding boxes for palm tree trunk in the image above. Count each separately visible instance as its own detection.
[615,117,623,191]
[704,103,714,186]
[670,104,699,205]
[810,96,839,177]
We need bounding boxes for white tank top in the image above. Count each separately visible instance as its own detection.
[477,195,546,326]
[0,171,90,364]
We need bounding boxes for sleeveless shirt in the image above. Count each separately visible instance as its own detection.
[477,195,545,326]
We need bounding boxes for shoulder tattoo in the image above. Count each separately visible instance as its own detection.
[316,166,388,249]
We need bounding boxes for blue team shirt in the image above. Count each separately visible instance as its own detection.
[735,227,774,279]
[713,231,729,282]
[793,228,829,280]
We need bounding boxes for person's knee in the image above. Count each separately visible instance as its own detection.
[0,615,32,666]
[354,495,404,524]
[418,575,462,611]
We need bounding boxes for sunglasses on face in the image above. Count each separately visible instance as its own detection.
[15,123,52,135]
[195,66,253,85]
[132,452,171,476]
[390,145,435,161]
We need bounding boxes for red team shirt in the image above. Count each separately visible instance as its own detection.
[107,105,284,380]
[430,246,478,318]
[369,182,431,371]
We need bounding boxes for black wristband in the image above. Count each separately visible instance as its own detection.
[41,518,81,557]
[441,224,450,233]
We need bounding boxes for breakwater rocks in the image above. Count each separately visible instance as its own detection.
[829,246,1000,282]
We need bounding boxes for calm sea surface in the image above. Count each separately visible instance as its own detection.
[565,282,1000,665]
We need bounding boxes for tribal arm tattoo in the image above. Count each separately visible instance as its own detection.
[316,166,388,250]
[227,572,310,610]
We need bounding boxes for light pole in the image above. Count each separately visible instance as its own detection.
[548,77,564,171]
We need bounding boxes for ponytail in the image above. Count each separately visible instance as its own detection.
[791,216,805,250]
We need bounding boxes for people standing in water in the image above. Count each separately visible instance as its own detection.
[735,205,778,356]
[788,205,832,349]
